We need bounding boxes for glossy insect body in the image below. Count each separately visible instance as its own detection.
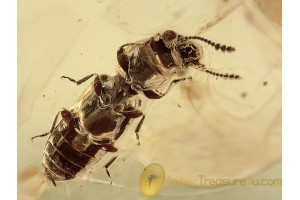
[34,30,241,186]
[117,30,240,99]
[39,74,143,185]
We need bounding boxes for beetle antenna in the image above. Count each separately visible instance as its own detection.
[184,36,235,53]
[196,64,241,79]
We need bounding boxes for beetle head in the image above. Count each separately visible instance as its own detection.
[162,30,178,49]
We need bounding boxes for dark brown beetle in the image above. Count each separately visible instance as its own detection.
[32,74,144,186]
[32,30,240,186]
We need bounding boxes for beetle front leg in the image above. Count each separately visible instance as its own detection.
[143,76,192,99]
[61,73,96,85]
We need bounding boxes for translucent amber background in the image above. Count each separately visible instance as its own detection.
[18,0,281,199]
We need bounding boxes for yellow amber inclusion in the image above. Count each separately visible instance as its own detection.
[139,163,165,196]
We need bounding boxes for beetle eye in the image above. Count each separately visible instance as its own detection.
[162,30,178,49]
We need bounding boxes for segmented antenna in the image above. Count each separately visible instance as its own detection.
[184,36,235,53]
[197,65,240,79]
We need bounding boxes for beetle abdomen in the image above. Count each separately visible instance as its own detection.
[42,122,105,182]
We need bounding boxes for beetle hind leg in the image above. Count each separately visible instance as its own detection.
[104,155,118,185]
[135,115,146,146]
[102,145,119,185]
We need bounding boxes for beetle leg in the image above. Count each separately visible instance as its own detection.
[31,132,50,142]
[31,111,60,142]
[61,73,96,85]
[143,76,192,99]
[103,146,119,185]
[114,104,144,145]
[135,115,145,146]
[142,89,164,99]
[119,109,143,119]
